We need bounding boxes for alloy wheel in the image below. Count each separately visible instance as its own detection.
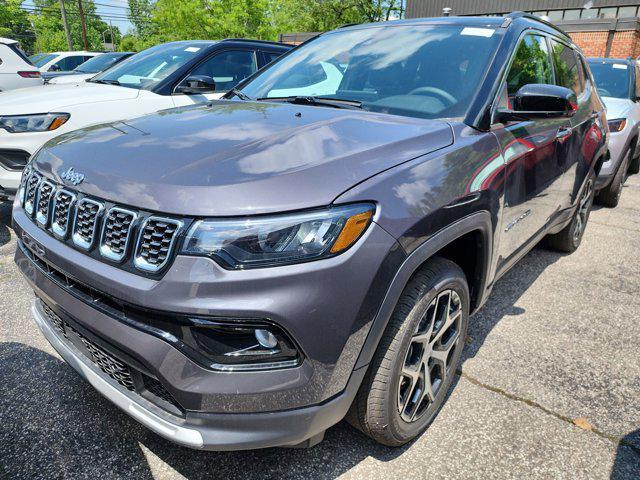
[397,289,463,423]
[573,178,594,244]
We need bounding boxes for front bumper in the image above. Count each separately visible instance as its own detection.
[14,200,403,449]
[32,298,366,450]
[596,129,632,190]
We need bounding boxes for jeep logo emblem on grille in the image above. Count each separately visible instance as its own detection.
[60,167,85,186]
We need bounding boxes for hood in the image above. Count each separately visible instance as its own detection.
[48,73,95,85]
[34,100,454,216]
[0,82,139,115]
[601,96,633,120]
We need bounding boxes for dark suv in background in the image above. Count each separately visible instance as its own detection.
[13,13,607,450]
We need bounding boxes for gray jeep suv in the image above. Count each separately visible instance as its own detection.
[13,13,608,450]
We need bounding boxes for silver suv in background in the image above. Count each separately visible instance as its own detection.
[588,57,640,207]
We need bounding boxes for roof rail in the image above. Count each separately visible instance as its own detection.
[222,38,288,47]
[505,11,570,38]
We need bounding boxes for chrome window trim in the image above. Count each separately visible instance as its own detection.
[35,180,56,227]
[23,171,42,216]
[72,198,104,250]
[51,189,77,239]
[134,217,184,273]
[99,206,138,263]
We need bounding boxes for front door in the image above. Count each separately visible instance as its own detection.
[494,33,569,266]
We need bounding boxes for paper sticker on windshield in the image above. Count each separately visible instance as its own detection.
[461,27,495,37]
[613,63,628,69]
[185,47,200,52]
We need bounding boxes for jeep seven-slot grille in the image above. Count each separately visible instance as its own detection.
[101,208,136,261]
[21,172,184,275]
[35,181,55,226]
[136,218,182,272]
[38,299,182,413]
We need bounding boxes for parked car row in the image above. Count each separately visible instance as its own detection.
[0,39,291,200]
[4,12,638,452]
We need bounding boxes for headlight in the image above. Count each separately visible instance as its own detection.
[608,118,626,132]
[0,113,70,133]
[182,203,375,269]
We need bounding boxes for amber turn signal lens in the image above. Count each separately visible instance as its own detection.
[48,116,69,131]
[331,210,373,254]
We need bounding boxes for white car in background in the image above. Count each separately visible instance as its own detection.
[588,57,640,207]
[32,51,102,73]
[0,38,42,91]
[45,51,135,85]
[0,39,291,200]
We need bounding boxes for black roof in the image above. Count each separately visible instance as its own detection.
[335,12,572,41]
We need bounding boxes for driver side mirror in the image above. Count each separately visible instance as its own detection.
[176,75,216,94]
[49,64,61,72]
[497,84,577,122]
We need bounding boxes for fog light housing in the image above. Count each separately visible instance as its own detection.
[186,320,301,371]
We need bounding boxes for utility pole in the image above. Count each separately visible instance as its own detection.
[77,0,88,50]
[59,0,73,50]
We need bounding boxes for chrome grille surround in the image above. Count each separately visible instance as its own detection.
[51,189,76,239]
[134,217,184,273]
[99,207,138,262]
[72,198,104,250]
[24,171,41,216]
[35,180,55,227]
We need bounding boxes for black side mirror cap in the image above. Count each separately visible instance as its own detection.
[49,64,61,72]
[497,84,577,122]
[176,75,216,94]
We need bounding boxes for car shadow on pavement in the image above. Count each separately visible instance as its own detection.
[462,245,563,362]
[0,341,408,480]
[610,430,640,479]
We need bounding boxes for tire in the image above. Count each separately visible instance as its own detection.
[545,171,595,253]
[596,149,629,208]
[346,257,469,446]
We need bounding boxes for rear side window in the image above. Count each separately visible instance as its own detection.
[8,44,33,66]
[550,40,580,94]
[506,34,553,96]
[56,55,88,71]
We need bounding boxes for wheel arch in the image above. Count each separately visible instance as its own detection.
[353,211,493,370]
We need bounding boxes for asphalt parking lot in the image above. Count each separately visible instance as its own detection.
[1,177,639,480]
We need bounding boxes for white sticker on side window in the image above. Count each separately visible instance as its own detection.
[613,64,628,69]
[461,27,495,37]
[185,47,200,52]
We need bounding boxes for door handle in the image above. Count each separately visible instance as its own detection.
[556,127,572,142]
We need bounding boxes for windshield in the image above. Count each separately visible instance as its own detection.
[588,61,631,99]
[240,25,502,120]
[91,43,209,90]
[33,53,57,68]
[74,53,129,73]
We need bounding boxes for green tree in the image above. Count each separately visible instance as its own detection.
[0,0,36,52]
[30,0,121,52]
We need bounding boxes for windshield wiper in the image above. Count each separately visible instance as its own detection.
[256,96,363,110]
[90,79,120,86]
[229,88,253,101]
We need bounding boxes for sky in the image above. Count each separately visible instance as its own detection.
[22,0,134,35]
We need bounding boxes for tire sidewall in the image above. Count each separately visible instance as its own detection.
[386,272,470,443]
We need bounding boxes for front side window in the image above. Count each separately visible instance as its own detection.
[92,42,213,90]
[56,56,87,71]
[588,60,631,99]
[506,34,553,96]
[188,50,257,92]
[240,25,503,120]
[551,40,580,94]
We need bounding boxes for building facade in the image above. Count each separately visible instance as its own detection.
[406,1,640,57]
